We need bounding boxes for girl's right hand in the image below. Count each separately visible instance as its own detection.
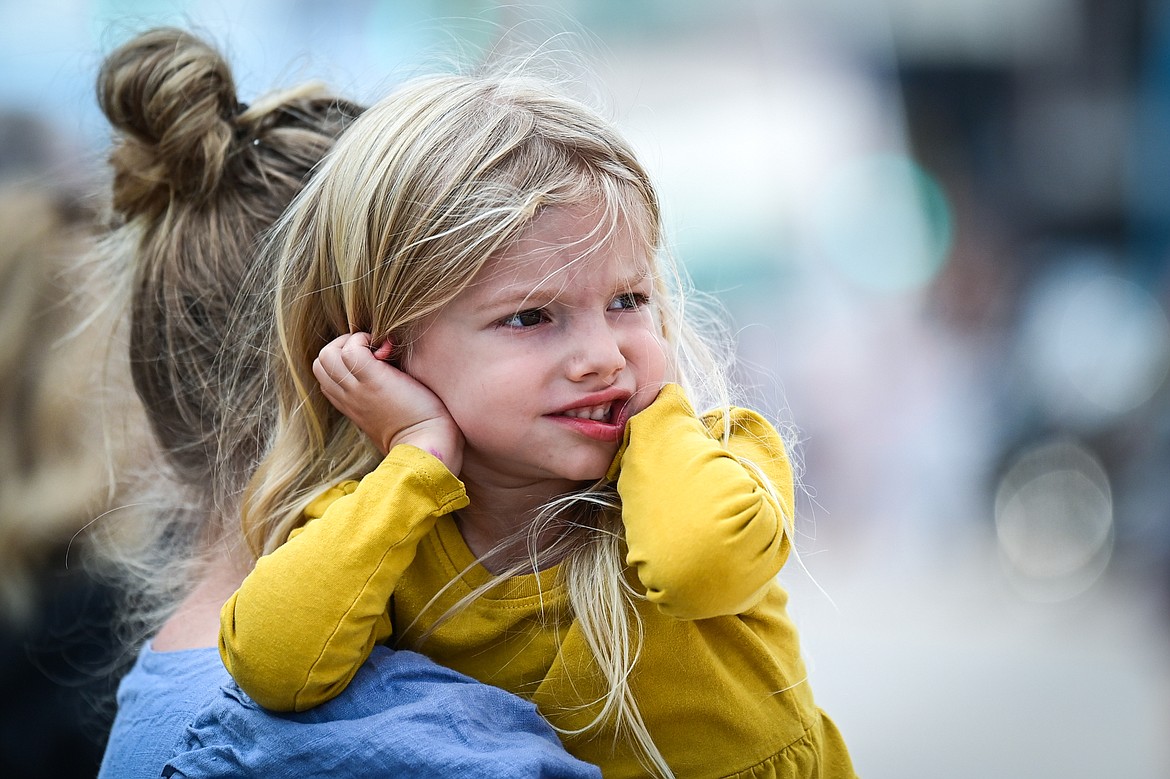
[313,332,464,475]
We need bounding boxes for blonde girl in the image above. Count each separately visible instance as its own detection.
[221,71,856,778]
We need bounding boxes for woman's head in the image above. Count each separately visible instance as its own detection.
[98,26,363,495]
[92,28,365,632]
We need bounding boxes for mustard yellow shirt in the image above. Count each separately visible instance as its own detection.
[221,384,855,778]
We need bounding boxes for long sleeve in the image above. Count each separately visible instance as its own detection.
[219,444,468,712]
[609,384,794,620]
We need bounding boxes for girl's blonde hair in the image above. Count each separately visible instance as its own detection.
[89,27,364,635]
[242,71,731,777]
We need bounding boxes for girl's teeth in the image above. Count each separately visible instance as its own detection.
[565,403,611,421]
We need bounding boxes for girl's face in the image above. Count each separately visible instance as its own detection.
[402,203,669,490]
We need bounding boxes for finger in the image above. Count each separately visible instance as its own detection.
[339,332,378,373]
[313,355,348,399]
[316,342,362,388]
[316,335,351,375]
[319,333,352,356]
[346,331,373,350]
[312,355,332,387]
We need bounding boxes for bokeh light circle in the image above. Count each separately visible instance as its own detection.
[812,153,953,293]
[994,438,1114,602]
[1020,263,1170,425]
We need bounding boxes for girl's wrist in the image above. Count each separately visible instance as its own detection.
[390,421,463,475]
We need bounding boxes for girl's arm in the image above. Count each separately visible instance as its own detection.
[609,384,794,620]
[219,333,467,712]
[219,445,468,712]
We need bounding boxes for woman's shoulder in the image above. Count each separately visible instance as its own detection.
[163,646,601,779]
[113,642,228,709]
[98,643,230,779]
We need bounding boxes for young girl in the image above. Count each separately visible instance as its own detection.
[220,70,856,778]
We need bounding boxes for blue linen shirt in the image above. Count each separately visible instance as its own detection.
[98,643,228,779]
[100,643,599,778]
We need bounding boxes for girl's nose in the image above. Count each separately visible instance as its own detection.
[568,317,626,384]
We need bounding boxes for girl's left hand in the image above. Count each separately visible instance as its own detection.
[313,332,464,474]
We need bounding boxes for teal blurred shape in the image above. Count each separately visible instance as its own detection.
[813,152,953,294]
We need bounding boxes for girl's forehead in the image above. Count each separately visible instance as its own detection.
[474,204,655,291]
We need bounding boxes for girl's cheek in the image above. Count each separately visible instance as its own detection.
[649,313,673,383]
[645,332,672,388]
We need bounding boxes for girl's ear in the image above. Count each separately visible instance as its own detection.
[372,339,394,362]
[375,330,410,368]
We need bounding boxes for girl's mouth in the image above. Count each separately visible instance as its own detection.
[548,396,631,442]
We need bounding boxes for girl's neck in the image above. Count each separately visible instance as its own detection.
[456,471,580,574]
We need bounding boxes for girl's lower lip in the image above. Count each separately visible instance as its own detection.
[547,414,625,443]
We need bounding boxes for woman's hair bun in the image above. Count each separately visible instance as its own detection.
[98,27,240,218]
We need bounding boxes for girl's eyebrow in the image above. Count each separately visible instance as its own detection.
[482,269,652,310]
[479,283,558,310]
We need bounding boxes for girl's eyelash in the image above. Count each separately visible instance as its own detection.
[500,292,650,328]
[500,308,548,328]
[611,292,650,310]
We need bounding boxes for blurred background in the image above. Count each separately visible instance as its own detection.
[1,0,1168,777]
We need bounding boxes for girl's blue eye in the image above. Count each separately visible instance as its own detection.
[609,292,648,311]
[501,309,547,328]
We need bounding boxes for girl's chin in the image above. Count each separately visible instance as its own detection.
[544,452,619,485]
[458,454,614,488]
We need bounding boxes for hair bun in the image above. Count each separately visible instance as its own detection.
[98,27,239,218]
